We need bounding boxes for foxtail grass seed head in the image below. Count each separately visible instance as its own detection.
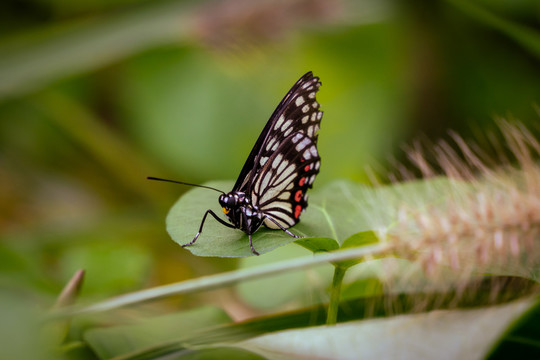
[377,122,540,292]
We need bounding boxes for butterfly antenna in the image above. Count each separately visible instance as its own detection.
[147,177,225,194]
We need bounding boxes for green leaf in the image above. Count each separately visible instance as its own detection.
[341,277,384,301]
[84,307,231,360]
[107,279,538,359]
[166,180,300,257]
[297,180,381,243]
[236,298,535,360]
[487,298,540,359]
[164,179,347,257]
[335,230,380,269]
[165,178,460,257]
[301,178,463,246]
[341,230,379,249]
[166,180,384,257]
[172,347,266,360]
[294,237,339,253]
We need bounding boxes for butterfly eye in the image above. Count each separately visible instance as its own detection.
[222,207,230,214]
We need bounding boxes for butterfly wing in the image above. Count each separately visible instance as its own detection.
[251,132,321,229]
[232,71,323,193]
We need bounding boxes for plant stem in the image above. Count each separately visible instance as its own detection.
[47,244,390,320]
[327,265,348,325]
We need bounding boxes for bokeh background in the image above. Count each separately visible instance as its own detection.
[1,0,540,356]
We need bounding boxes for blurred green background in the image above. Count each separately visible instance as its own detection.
[1,0,540,356]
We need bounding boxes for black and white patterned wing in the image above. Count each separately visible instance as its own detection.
[232,72,323,193]
[251,132,321,229]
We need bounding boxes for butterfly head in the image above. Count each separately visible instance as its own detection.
[219,192,248,215]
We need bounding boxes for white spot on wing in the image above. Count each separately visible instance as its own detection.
[312,101,319,109]
[281,119,293,131]
[296,137,310,152]
[302,105,310,113]
[274,115,285,130]
[266,138,276,151]
[260,171,272,193]
[317,111,323,120]
[283,127,293,137]
[276,160,289,176]
[260,157,269,166]
[267,201,293,214]
[258,187,276,205]
[310,146,318,157]
[292,133,303,143]
[301,115,309,124]
[278,191,290,200]
[275,165,295,188]
[295,96,305,106]
[272,154,283,168]
[259,169,295,204]
[308,92,316,99]
[264,213,294,229]
[264,218,280,229]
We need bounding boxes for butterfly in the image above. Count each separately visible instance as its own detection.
[149,71,323,255]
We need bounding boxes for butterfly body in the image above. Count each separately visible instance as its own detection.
[219,191,265,236]
[164,72,323,256]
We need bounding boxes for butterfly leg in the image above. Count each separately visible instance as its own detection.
[264,216,303,239]
[241,211,261,256]
[248,234,260,256]
[182,209,236,248]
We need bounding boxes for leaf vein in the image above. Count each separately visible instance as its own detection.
[312,201,338,240]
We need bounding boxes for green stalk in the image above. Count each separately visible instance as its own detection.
[47,244,390,320]
[326,265,348,325]
[447,0,540,60]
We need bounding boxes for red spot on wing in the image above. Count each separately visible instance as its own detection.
[304,164,310,172]
[294,190,302,202]
[294,205,302,218]
[299,177,306,186]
